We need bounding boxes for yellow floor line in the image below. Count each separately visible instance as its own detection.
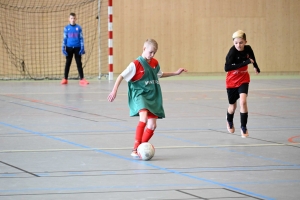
[0,143,298,153]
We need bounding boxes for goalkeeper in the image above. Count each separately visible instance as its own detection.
[61,13,89,85]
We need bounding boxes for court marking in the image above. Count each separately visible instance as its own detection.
[0,87,299,95]
[0,185,267,198]
[1,94,126,121]
[0,185,214,195]
[0,121,275,200]
[102,121,300,166]
[176,190,206,199]
[10,102,99,122]
[0,161,39,177]
[157,132,300,167]
[1,180,299,198]
[0,143,299,153]
[1,124,300,136]
[2,165,299,177]
[288,135,300,143]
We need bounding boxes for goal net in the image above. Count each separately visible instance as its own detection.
[0,0,108,80]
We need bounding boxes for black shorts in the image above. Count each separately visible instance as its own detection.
[227,83,249,104]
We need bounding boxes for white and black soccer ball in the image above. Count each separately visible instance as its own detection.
[137,142,155,161]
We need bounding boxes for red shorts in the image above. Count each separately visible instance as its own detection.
[139,109,158,119]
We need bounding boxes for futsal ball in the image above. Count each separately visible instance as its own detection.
[137,142,155,161]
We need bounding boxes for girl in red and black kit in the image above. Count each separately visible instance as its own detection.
[225,30,260,138]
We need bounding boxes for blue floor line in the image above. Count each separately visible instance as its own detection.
[157,133,300,167]
[0,179,299,193]
[2,125,300,135]
[0,121,275,200]
[0,183,208,193]
[98,121,300,167]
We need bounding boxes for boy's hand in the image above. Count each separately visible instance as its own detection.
[107,91,117,102]
[62,46,68,56]
[254,67,259,75]
[175,68,188,75]
[79,46,85,55]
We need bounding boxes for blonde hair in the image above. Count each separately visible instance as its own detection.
[232,30,246,40]
[144,39,158,51]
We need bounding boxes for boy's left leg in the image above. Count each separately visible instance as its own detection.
[74,48,89,85]
[240,93,249,138]
[238,83,249,138]
[142,118,157,143]
[61,47,74,84]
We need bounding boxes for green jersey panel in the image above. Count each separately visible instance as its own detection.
[128,56,165,118]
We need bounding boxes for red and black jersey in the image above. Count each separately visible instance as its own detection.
[224,45,260,88]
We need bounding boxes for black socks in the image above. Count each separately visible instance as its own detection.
[240,112,248,128]
[227,111,248,128]
[227,111,234,122]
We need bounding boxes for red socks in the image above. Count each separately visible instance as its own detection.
[142,128,154,143]
[133,121,146,150]
[133,122,155,150]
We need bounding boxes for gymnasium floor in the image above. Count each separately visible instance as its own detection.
[0,75,299,200]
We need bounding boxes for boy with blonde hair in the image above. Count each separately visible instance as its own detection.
[224,30,260,138]
[108,39,187,157]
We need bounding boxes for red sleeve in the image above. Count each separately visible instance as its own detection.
[131,60,144,81]
[130,58,159,81]
[149,58,158,68]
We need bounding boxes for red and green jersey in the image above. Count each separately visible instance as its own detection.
[127,56,165,118]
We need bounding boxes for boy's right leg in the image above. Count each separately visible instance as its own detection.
[61,47,74,84]
[133,121,146,150]
[227,103,237,133]
[226,88,238,133]
[131,110,147,157]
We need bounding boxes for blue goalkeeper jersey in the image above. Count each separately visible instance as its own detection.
[62,24,84,48]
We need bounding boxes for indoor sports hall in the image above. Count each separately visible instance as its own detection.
[0,1,299,200]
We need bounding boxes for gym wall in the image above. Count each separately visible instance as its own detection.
[113,0,300,74]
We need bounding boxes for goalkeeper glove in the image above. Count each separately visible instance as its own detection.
[62,46,68,56]
[79,46,85,55]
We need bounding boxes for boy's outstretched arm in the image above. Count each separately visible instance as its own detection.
[107,75,124,102]
[161,68,187,78]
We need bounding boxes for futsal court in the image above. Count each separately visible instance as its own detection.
[0,74,299,200]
